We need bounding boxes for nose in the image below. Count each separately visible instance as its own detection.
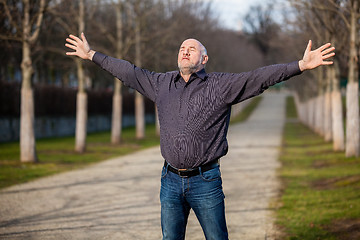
[183,49,190,56]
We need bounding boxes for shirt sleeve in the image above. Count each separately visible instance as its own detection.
[222,61,302,105]
[92,52,161,102]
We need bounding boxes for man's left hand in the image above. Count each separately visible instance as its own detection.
[299,40,335,71]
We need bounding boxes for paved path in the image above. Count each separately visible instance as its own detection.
[0,92,287,240]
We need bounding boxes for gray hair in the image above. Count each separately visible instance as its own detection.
[200,44,207,67]
[199,43,207,59]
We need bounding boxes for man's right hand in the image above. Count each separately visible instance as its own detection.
[65,32,95,61]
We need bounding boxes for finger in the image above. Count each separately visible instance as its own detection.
[81,32,88,44]
[319,43,331,51]
[306,40,312,52]
[69,34,81,43]
[65,52,77,56]
[322,47,335,55]
[65,43,77,50]
[66,38,77,46]
[322,60,333,65]
[322,52,335,59]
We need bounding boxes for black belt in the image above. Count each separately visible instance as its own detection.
[164,159,219,177]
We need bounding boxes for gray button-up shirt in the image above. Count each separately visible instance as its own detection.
[93,52,302,169]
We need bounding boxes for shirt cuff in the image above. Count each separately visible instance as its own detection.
[287,61,303,77]
[92,52,107,66]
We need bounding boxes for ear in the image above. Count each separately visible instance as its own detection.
[202,55,209,65]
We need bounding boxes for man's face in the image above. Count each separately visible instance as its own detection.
[177,39,207,75]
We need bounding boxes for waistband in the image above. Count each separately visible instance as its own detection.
[164,159,219,178]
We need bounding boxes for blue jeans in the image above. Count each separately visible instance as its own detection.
[160,164,228,240]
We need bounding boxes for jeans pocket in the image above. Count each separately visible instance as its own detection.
[200,166,221,182]
[161,166,168,179]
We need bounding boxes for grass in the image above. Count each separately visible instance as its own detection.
[276,96,360,240]
[230,96,262,124]
[0,97,262,189]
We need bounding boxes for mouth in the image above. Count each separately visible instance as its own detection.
[182,57,190,60]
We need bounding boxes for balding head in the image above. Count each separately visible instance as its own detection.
[177,38,209,77]
[181,38,208,57]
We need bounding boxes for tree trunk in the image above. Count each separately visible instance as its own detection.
[324,70,333,142]
[294,92,306,124]
[20,85,37,162]
[135,91,145,139]
[111,79,122,144]
[315,94,324,136]
[293,92,302,121]
[75,91,87,153]
[346,81,359,156]
[20,1,37,162]
[330,63,345,151]
[111,1,124,144]
[155,105,160,136]
[74,0,87,153]
[345,1,359,157]
[74,58,87,153]
[315,68,325,136]
[134,7,145,139]
[309,97,316,130]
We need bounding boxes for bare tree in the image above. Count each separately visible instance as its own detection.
[133,0,145,139]
[310,0,360,155]
[243,3,279,64]
[111,1,124,144]
[0,0,47,162]
[49,0,93,153]
[86,0,134,144]
[288,0,346,151]
[74,0,87,153]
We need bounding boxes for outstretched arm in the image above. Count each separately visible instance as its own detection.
[65,32,160,102]
[298,40,335,71]
[65,32,95,61]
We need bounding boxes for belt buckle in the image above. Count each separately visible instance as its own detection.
[178,169,188,177]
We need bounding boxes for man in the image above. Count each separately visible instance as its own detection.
[65,33,335,239]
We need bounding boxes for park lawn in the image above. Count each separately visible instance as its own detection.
[0,96,262,189]
[276,96,360,240]
[230,96,262,124]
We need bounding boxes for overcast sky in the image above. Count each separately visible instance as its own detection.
[208,0,275,31]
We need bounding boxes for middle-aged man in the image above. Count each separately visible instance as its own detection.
[65,33,335,240]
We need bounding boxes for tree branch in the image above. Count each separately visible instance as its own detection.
[0,34,22,42]
[313,0,350,29]
[0,0,20,33]
[91,18,116,44]
[29,0,47,44]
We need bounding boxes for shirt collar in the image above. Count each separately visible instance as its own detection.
[175,68,208,82]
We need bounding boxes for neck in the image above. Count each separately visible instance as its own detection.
[179,67,203,82]
[180,72,191,82]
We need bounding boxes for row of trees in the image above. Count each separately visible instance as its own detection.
[286,0,360,157]
[1,0,272,162]
[2,0,358,162]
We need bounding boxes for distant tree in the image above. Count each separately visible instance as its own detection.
[243,3,281,64]
[344,0,360,157]
[286,0,346,152]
